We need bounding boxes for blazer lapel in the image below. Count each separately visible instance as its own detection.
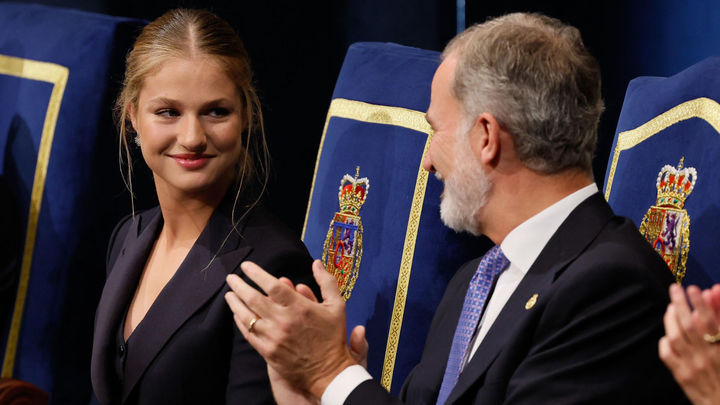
[121,202,252,403]
[446,194,614,404]
[91,209,162,404]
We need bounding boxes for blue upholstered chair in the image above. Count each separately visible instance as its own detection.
[604,57,720,288]
[0,4,144,402]
[302,42,487,394]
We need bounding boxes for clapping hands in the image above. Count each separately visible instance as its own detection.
[225,260,368,403]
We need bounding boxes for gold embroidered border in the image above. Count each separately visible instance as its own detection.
[0,54,69,378]
[605,97,720,201]
[380,132,432,391]
[302,98,432,391]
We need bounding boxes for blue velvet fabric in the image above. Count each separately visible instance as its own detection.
[604,56,720,289]
[303,42,486,394]
[0,3,145,402]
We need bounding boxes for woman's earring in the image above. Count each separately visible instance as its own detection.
[134,134,141,147]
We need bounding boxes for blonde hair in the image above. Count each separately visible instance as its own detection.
[115,8,268,218]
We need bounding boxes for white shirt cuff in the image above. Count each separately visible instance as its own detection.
[320,364,373,405]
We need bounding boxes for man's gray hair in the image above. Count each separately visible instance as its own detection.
[443,13,604,174]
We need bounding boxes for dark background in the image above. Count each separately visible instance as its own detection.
[8,0,720,233]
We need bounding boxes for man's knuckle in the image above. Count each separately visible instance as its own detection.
[298,306,312,318]
[658,346,670,361]
[694,358,710,373]
[268,282,288,297]
[668,334,684,348]
[681,320,695,334]
[245,294,260,308]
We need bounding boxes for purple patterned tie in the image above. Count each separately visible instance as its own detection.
[436,245,509,405]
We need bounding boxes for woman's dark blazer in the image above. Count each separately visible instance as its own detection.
[90,197,315,405]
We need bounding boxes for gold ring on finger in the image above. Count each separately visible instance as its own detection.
[703,328,720,343]
[248,317,259,333]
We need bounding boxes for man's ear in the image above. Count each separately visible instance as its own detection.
[469,112,502,166]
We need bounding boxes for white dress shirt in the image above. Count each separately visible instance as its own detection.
[321,184,599,405]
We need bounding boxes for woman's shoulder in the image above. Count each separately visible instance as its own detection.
[240,205,314,280]
[241,205,309,256]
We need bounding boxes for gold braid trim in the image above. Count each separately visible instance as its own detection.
[605,97,720,201]
[0,54,69,378]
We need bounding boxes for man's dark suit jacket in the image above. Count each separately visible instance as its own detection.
[91,198,315,405]
[348,194,689,404]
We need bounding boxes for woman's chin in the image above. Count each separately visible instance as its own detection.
[155,177,232,201]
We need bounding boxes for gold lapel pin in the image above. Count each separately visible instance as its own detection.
[525,293,538,310]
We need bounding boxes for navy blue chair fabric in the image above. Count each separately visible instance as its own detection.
[0,3,145,402]
[302,42,486,394]
[604,57,720,289]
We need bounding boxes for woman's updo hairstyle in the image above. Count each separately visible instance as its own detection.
[115,8,268,212]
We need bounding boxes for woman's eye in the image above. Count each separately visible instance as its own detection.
[156,109,179,117]
[208,108,230,117]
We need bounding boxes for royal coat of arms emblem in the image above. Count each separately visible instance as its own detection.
[638,158,696,283]
[322,167,369,301]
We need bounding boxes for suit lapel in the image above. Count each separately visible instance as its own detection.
[446,194,614,404]
[121,200,252,402]
[91,209,162,404]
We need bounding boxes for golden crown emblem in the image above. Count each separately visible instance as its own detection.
[640,157,697,283]
[323,166,369,301]
[654,157,697,209]
[338,166,369,216]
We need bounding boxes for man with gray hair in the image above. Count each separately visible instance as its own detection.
[225,12,689,404]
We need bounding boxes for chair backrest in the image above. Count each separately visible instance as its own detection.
[302,42,487,394]
[604,56,720,288]
[0,3,145,402]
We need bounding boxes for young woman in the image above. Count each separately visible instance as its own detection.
[90,9,316,405]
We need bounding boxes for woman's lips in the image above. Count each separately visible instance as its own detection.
[170,153,214,170]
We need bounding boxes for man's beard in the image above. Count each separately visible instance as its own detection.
[438,123,491,236]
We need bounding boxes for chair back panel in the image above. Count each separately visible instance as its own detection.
[0,3,145,401]
[604,57,720,288]
[303,42,487,393]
